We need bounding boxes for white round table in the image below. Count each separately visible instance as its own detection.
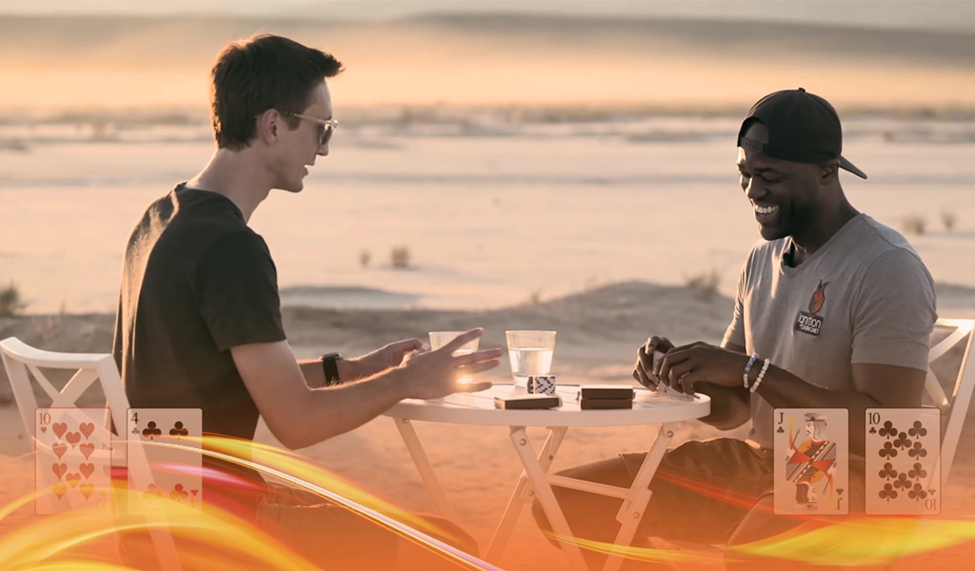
[383,383,711,571]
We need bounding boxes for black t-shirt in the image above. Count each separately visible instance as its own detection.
[112,184,287,496]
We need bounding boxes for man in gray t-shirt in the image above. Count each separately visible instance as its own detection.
[533,89,937,570]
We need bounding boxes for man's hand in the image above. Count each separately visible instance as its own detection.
[339,338,425,381]
[399,328,501,400]
[656,341,750,395]
[632,335,674,389]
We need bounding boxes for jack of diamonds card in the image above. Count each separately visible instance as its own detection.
[774,408,850,515]
[126,408,203,513]
[865,408,941,515]
[34,408,112,515]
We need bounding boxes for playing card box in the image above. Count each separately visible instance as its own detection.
[494,394,562,410]
[577,385,635,400]
[580,398,632,410]
[865,408,941,515]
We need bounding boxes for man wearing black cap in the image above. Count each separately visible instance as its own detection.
[533,89,937,569]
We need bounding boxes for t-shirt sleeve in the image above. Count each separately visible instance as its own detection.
[851,248,937,371]
[723,254,751,349]
[195,231,287,352]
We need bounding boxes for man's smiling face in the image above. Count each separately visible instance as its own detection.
[737,121,822,241]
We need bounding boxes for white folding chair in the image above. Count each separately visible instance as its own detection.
[0,336,184,571]
[924,318,975,483]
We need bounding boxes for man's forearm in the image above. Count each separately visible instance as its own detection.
[287,367,408,449]
[755,365,879,456]
[694,382,751,431]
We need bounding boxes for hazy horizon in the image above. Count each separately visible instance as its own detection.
[2,0,974,33]
[2,11,975,112]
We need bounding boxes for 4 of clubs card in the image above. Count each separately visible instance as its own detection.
[126,408,203,513]
[773,408,850,515]
[34,407,112,515]
[865,408,941,515]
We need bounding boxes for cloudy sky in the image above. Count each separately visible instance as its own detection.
[1,0,973,32]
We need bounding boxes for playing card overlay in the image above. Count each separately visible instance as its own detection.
[126,408,203,514]
[773,408,850,515]
[34,408,112,515]
[865,408,941,515]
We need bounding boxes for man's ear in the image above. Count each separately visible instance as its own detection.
[819,160,839,185]
[255,110,279,145]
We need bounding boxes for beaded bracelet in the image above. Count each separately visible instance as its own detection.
[743,353,760,389]
[750,358,771,393]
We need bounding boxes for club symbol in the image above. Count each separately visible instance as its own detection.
[143,484,162,502]
[837,488,844,496]
[169,421,189,439]
[909,441,928,460]
[909,483,928,501]
[878,421,897,439]
[878,462,898,481]
[878,442,898,460]
[777,426,785,434]
[191,489,199,497]
[929,489,937,496]
[893,432,912,450]
[908,420,927,438]
[170,483,189,503]
[908,462,928,481]
[142,422,162,440]
[879,483,897,502]
[893,473,911,491]
[869,427,877,434]
[131,427,139,434]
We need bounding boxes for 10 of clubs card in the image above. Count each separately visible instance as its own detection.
[34,408,112,515]
[865,408,941,515]
[126,408,203,513]
[773,408,850,515]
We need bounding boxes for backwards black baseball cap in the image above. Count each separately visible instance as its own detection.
[737,88,866,179]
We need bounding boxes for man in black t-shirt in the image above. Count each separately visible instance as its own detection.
[112,34,502,570]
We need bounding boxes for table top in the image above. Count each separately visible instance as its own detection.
[383,383,711,427]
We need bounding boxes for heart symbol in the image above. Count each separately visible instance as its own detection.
[51,462,67,480]
[65,432,81,448]
[79,483,95,500]
[79,443,95,460]
[51,483,67,499]
[52,422,67,439]
[40,426,47,433]
[79,422,95,439]
[79,463,95,479]
[65,472,81,488]
[52,443,67,459]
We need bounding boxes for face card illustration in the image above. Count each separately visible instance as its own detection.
[34,408,112,515]
[865,408,941,515]
[774,408,849,515]
[126,408,203,514]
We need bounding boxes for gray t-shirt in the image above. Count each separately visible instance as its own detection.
[723,213,937,450]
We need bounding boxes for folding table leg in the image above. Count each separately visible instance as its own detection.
[485,426,567,563]
[392,417,458,522]
[602,422,678,571]
[508,426,590,571]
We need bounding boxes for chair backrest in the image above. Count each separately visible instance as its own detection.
[0,336,184,571]
[924,318,975,482]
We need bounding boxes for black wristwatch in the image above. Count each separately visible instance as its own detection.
[320,352,343,386]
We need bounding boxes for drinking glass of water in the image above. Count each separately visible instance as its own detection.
[429,331,480,384]
[505,330,556,388]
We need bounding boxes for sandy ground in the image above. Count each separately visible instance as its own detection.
[2,282,974,570]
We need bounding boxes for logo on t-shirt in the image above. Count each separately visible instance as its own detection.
[795,280,828,336]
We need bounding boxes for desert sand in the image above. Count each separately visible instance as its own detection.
[1,281,974,570]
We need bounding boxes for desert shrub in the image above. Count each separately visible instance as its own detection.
[359,250,371,268]
[684,270,720,301]
[391,246,410,269]
[902,214,926,236]
[942,211,956,232]
[0,282,26,317]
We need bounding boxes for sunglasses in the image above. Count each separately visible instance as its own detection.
[279,111,339,147]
